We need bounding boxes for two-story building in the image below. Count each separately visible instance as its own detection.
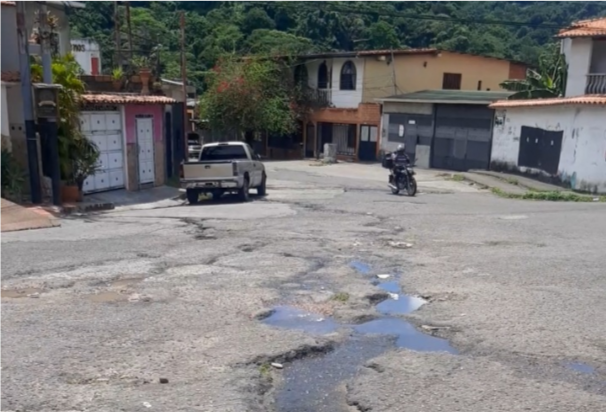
[490,17,606,194]
[289,48,527,164]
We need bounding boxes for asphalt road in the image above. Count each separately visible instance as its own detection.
[2,161,605,412]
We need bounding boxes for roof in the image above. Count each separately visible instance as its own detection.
[1,1,85,8]
[378,89,514,105]
[556,17,606,38]
[1,71,20,82]
[489,95,606,108]
[81,94,176,105]
[299,48,439,60]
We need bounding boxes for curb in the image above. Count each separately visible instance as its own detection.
[61,202,115,215]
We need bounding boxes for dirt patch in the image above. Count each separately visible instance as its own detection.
[86,291,128,303]
[1,288,43,299]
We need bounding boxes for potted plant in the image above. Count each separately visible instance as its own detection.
[60,137,100,203]
[112,67,124,91]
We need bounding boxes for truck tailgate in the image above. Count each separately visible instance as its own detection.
[182,162,233,179]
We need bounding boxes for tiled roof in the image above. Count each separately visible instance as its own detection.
[1,71,20,82]
[1,1,16,6]
[489,95,606,108]
[556,17,606,38]
[81,94,176,105]
[299,48,438,59]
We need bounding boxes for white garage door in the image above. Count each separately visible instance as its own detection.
[80,111,126,194]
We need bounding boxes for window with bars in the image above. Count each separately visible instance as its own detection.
[442,73,462,90]
[318,62,329,89]
[340,61,356,90]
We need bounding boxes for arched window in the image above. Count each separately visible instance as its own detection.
[340,61,356,91]
[317,62,328,89]
[294,64,308,87]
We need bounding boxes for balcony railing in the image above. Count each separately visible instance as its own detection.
[317,89,332,107]
[585,74,606,94]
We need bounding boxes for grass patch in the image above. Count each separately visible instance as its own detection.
[505,177,519,186]
[450,174,466,182]
[331,292,350,303]
[491,188,605,202]
[259,363,272,377]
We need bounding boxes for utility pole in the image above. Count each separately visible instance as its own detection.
[17,1,42,204]
[125,2,134,64]
[38,1,61,206]
[180,11,188,161]
[113,1,120,68]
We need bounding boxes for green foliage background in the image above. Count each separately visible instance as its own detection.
[70,1,606,92]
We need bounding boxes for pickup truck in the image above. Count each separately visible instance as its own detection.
[180,141,266,203]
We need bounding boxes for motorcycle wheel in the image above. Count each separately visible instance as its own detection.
[407,176,418,196]
[391,186,400,195]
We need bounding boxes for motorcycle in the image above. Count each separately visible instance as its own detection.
[388,165,417,196]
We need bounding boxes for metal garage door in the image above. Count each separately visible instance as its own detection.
[432,105,494,171]
[80,111,125,194]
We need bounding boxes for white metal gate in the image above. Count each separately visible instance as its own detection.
[80,111,125,194]
[136,117,155,184]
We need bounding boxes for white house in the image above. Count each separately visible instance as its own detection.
[71,39,102,75]
[489,17,606,194]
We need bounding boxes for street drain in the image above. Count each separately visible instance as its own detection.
[264,260,457,412]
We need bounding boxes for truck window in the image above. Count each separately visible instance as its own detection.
[199,145,248,161]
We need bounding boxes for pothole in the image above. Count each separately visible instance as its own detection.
[261,259,457,411]
[110,277,144,289]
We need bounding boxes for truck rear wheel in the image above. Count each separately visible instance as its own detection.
[238,178,250,202]
[257,173,267,196]
[186,189,200,205]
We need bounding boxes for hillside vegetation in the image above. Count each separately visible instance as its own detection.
[70,1,606,90]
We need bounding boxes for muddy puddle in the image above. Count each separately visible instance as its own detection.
[264,260,457,411]
[87,291,128,303]
[1,288,43,299]
[110,277,144,289]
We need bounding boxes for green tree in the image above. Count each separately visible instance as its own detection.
[500,43,567,99]
[365,21,400,50]
[198,58,299,137]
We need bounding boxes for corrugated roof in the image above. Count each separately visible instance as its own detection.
[81,94,176,105]
[556,17,606,38]
[378,89,514,105]
[1,71,20,82]
[490,95,606,108]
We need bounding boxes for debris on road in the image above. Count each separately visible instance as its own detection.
[142,402,152,408]
[271,362,284,369]
[387,241,413,249]
[377,274,391,279]
[159,378,169,384]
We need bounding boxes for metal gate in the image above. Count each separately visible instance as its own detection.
[518,126,563,175]
[358,125,378,161]
[431,104,494,171]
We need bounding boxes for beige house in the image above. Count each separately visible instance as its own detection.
[292,48,528,161]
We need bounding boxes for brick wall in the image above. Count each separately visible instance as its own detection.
[310,103,381,126]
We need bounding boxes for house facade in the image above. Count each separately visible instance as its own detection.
[490,18,606,194]
[1,0,85,194]
[293,49,528,162]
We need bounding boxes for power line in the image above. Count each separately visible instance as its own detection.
[299,3,565,29]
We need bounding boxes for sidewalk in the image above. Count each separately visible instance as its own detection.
[1,198,60,233]
[469,170,566,192]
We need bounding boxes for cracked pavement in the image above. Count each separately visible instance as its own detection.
[2,161,605,411]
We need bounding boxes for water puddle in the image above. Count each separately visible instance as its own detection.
[565,362,595,375]
[375,291,426,315]
[267,260,456,411]
[1,288,43,299]
[354,317,457,353]
[349,261,371,275]
[263,306,339,335]
[275,336,393,412]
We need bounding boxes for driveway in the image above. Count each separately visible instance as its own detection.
[2,162,605,412]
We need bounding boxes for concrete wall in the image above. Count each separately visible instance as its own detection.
[71,39,102,75]
[491,105,606,193]
[363,51,517,103]
[1,4,18,72]
[563,38,593,97]
[304,57,364,108]
[1,83,10,138]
